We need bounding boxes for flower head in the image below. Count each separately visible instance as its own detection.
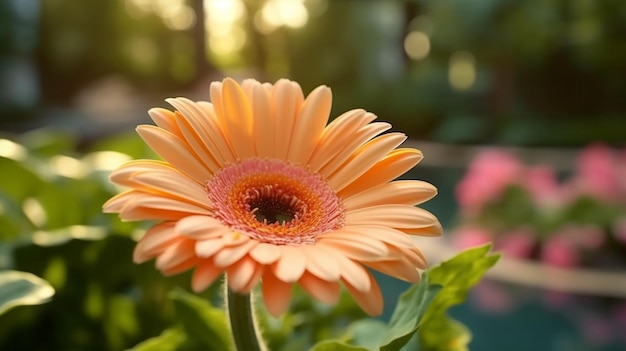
[103,78,441,316]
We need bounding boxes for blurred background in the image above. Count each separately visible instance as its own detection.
[1,0,626,350]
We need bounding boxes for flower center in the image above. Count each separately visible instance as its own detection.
[206,158,345,245]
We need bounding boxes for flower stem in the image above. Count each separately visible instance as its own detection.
[226,283,265,351]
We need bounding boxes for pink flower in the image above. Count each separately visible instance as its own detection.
[540,235,579,268]
[495,227,536,259]
[524,165,562,208]
[572,143,622,201]
[456,150,523,213]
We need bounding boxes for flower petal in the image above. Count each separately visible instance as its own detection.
[308,109,376,171]
[302,246,340,281]
[343,270,383,316]
[133,222,178,263]
[213,239,257,268]
[272,246,306,282]
[318,122,391,178]
[322,249,371,292]
[248,81,275,158]
[104,191,208,221]
[299,272,340,304]
[155,238,196,273]
[319,230,390,261]
[218,78,256,159]
[338,148,423,198]
[249,242,282,265]
[346,205,439,231]
[192,259,223,292]
[287,85,332,164]
[271,79,304,159]
[364,258,421,283]
[328,133,407,192]
[343,180,437,209]
[176,215,232,240]
[227,255,263,293]
[261,270,293,317]
[195,238,226,258]
[136,125,212,183]
[111,162,210,209]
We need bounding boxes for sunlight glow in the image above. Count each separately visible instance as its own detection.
[0,138,27,161]
[83,151,132,172]
[23,198,47,228]
[204,0,246,56]
[256,0,309,34]
[404,31,430,60]
[449,51,476,91]
[49,155,89,179]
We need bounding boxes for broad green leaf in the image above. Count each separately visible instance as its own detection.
[420,317,471,351]
[169,288,233,351]
[348,319,389,349]
[379,275,441,351]
[0,270,55,315]
[418,244,500,351]
[309,340,371,351]
[129,327,196,351]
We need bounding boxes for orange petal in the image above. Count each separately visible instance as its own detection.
[364,258,421,283]
[338,148,423,199]
[261,270,293,317]
[227,255,263,293]
[343,180,438,209]
[328,133,407,192]
[192,259,223,292]
[155,238,196,273]
[321,248,371,292]
[249,81,275,158]
[113,165,209,209]
[272,246,306,282]
[213,239,257,268]
[271,79,303,159]
[249,242,282,265]
[106,192,209,221]
[133,222,178,263]
[342,225,415,248]
[195,101,237,164]
[195,238,225,258]
[318,233,389,262]
[148,108,180,135]
[136,125,212,183]
[166,99,224,171]
[302,246,341,281]
[345,205,440,230]
[220,78,256,159]
[308,109,375,171]
[299,272,340,305]
[343,270,383,316]
[176,215,232,240]
[287,85,332,164]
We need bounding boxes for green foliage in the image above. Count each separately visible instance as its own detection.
[312,245,499,351]
[129,289,233,351]
[0,270,55,315]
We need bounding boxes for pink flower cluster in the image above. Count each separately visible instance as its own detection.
[452,144,626,268]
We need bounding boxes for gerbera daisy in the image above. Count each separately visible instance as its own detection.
[103,78,441,317]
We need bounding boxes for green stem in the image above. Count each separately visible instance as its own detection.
[226,283,265,351]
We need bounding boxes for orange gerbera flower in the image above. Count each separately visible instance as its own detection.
[103,78,441,317]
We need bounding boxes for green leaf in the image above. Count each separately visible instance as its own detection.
[169,288,233,351]
[348,319,389,349]
[379,276,441,351]
[0,270,55,315]
[309,340,371,351]
[128,327,197,351]
[418,244,500,351]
